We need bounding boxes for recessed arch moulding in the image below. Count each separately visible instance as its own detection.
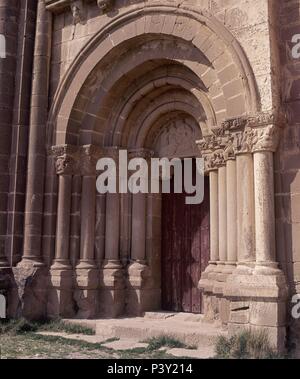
[41,4,287,351]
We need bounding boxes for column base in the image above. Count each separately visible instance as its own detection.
[99,262,125,318]
[213,262,230,296]
[198,262,217,293]
[74,266,99,319]
[48,268,75,319]
[126,261,158,316]
[8,260,48,320]
[18,256,45,268]
[224,269,288,354]
[50,259,72,271]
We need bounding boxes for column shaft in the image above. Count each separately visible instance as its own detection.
[131,193,146,262]
[105,193,120,265]
[79,176,96,268]
[218,166,227,263]
[209,170,219,262]
[23,0,52,263]
[226,160,237,264]
[254,151,276,266]
[236,154,255,267]
[53,175,72,268]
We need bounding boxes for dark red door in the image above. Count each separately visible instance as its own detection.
[161,172,210,314]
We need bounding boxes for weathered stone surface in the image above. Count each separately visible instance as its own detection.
[1,0,300,357]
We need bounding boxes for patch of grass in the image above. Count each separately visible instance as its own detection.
[215,330,285,359]
[0,319,38,335]
[145,335,190,351]
[0,318,95,336]
[38,320,95,335]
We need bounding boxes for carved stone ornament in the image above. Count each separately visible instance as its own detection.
[223,135,235,161]
[251,124,280,153]
[154,117,201,158]
[204,151,226,172]
[70,0,84,24]
[51,145,79,175]
[97,0,114,13]
[197,134,222,153]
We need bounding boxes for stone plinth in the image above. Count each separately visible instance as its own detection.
[126,261,159,316]
[48,268,75,319]
[74,267,99,319]
[99,263,125,318]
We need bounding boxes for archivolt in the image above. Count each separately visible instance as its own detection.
[47,3,260,147]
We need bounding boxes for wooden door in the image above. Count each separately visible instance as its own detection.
[161,172,210,314]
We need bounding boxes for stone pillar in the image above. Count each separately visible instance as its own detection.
[48,145,78,319]
[0,1,20,269]
[226,158,237,271]
[209,170,219,265]
[236,153,255,273]
[216,164,227,279]
[253,151,277,274]
[52,174,72,269]
[247,125,287,353]
[198,167,219,293]
[100,148,125,318]
[7,0,37,267]
[22,0,52,266]
[225,118,288,353]
[75,146,101,319]
[127,149,153,315]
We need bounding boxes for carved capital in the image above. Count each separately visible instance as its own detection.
[223,135,236,161]
[234,125,280,154]
[234,128,254,155]
[80,145,103,176]
[51,145,79,175]
[197,134,222,153]
[219,117,248,135]
[251,125,280,153]
[246,111,286,129]
[204,150,226,172]
[97,0,114,13]
[70,0,84,24]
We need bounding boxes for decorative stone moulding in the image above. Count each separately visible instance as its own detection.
[45,0,114,14]
[51,144,79,175]
[198,110,286,170]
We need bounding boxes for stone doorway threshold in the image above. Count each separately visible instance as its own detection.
[64,312,227,358]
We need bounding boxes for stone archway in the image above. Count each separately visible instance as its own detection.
[41,3,288,350]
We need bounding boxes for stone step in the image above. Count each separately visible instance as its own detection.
[64,314,227,349]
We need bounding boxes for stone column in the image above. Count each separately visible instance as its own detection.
[209,169,219,265]
[75,145,101,318]
[198,166,219,293]
[0,1,19,269]
[217,163,227,275]
[22,0,52,266]
[127,149,153,316]
[236,153,255,274]
[226,158,237,271]
[48,145,78,318]
[100,148,125,318]
[252,127,281,275]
